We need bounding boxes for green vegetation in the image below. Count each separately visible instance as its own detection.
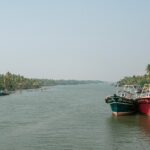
[118,64,150,87]
[0,72,41,91]
[0,72,102,91]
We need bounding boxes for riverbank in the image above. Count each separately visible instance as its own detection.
[0,72,103,94]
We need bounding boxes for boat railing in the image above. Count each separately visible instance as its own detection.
[136,84,150,98]
[116,85,141,99]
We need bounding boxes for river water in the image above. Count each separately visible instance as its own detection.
[0,83,150,150]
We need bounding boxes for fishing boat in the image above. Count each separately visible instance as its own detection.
[105,85,137,116]
[136,84,150,116]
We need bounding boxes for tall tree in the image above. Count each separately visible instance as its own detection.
[146,64,150,75]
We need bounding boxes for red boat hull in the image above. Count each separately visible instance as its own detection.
[137,98,150,116]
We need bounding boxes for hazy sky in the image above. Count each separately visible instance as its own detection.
[0,0,150,81]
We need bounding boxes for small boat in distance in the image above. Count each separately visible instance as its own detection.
[136,84,150,116]
[0,76,10,96]
[105,85,137,116]
[0,90,10,96]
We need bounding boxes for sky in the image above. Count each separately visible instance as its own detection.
[0,0,150,81]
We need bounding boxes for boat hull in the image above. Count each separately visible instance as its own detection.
[137,98,150,116]
[110,102,135,116]
[105,95,136,116]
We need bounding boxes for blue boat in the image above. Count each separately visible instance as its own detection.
[105,85,137,116]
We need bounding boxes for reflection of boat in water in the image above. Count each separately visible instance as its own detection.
[106,115,150,149]
[107,115,138,127]
[105,115,141,150]
[136,84,150,116]
[138,115,150,136]
[105,85,137,116]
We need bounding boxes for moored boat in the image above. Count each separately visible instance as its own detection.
[105,85,137,116]
[136,84,150,116]
[0,90,9,96]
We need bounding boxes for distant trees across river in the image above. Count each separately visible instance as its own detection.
[0,72,102,91]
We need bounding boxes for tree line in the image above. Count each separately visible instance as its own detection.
[0,72,42,91]
[0,72,102,91]
[118,64,150,87]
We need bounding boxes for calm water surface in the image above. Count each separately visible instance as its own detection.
[0,83,150,150]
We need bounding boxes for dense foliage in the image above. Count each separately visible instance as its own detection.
[118,64,150,87]
[0,72,41,91]
[0,72,102,91]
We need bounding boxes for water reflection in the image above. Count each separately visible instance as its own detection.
[107,115,138,127]
[138,115,150,137]
[105,115,150,149]
[106,115,142,150]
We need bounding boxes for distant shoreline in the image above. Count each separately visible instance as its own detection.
[0,72,103,93]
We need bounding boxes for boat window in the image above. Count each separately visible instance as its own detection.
[146,93,150,97]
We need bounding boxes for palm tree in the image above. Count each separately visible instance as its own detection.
[146,64,150,75]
